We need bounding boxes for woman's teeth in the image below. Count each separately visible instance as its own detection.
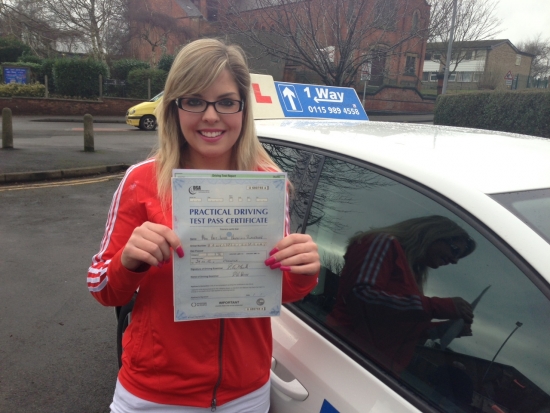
[201,131,223,138]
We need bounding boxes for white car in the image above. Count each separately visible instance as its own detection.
[259,119,550,413]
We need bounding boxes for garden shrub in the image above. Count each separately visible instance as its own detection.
[434,90,550,138]
[157,54,175,72]
[0,36,30,64]
[126,68,167,99]
[53,58,109,98]
[110,59,149,81]
[0,82,46,97]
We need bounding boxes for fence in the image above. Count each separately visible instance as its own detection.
[512,74,549,90]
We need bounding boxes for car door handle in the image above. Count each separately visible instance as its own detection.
[270,358,309,401]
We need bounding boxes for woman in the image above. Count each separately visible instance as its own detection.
[329,215,476,375]
[87,39,320,412]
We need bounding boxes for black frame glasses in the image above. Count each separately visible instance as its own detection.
[175,98,244,114]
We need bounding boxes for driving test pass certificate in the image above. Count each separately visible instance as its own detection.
[171,170,287,321]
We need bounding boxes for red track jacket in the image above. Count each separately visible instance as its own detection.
[87,159,317,407]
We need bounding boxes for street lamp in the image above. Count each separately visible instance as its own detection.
[482,321,523,383]
[442,0,458,95]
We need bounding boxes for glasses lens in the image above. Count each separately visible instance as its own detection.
[179,98,206,112]
[214,99,242,114]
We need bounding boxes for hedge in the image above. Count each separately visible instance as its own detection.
[0,83,46,97]
[53,58,109,98]
[434,90,550,138]
[110,59,150,81]
[126,68,167,99]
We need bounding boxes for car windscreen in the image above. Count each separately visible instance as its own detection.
[491,188,550,244]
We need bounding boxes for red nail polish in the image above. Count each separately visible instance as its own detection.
[176,246,184,258]
[269,247,279,256]
[265,256,277,266]
[157,262,164,269]
[280,265,291,272]
[270,262,282,270]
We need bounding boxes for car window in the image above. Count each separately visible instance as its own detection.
[269,148,550,413]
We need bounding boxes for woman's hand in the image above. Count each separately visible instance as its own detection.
[451,297,474,324]
[121,222,184,271]
[264,234,320,276]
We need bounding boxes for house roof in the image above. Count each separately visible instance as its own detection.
[175,0,203,18]
[427,39,535,57]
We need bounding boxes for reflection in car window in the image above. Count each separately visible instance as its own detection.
[289,156,550,413]
[491,188,550,244]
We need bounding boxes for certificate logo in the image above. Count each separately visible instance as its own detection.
[256,298,265,306]
[189,185,209,195]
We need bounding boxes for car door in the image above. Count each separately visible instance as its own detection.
[262,140,550,413]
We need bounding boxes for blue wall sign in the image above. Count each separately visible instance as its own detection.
[274,81,368,120]
[3,67,29,84]
[319,399,340,413]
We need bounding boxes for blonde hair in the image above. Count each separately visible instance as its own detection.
[349,215,476,289]
[154,38,279,208]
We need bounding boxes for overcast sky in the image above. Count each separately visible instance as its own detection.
[493,0,550,46]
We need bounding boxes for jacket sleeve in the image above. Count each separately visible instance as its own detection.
[351,234,459,322]
[86,165,151,307]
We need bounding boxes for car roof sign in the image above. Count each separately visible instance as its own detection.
[250,74,368,121]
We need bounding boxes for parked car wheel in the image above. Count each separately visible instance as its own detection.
[139,115,157,131]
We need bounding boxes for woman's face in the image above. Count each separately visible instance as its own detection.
[177,69,243,170]
[421,238,469,269]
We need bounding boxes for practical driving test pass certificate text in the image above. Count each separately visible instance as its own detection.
[172,170,287,321]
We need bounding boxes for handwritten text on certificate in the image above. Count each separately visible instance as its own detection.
[172,170,287,321]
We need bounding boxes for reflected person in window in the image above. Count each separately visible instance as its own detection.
[329,215,476,376]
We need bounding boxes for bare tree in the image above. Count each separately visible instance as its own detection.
[42,0,127,62]
[427,0,502,73]
[517,34,550,79]
[127,0,192,67]
[220,0,429,87]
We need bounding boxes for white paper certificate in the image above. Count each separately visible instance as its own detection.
[171,170,287,321]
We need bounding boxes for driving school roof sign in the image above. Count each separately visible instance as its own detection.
[250,74,368,121]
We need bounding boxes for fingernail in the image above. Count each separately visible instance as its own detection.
[164,259,170,264]
[264,256,277,266]
[269,247,279,256]
[157,262,164,269]
[270,262,282,269]
[280,265,291,272]
[176,246,184,258]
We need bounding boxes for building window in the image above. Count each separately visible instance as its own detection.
[457,72,472,82]
[374,0,397,30]
[472,72,481,82]
[422,72,429,81]
[433,53,441,61]
[464,50,472,60]
[207,0,218,21]
[430,72,438,82]
[474,50,486,60]
[516,54,522,65]
[412,10,420,32]
[405,55,417,76]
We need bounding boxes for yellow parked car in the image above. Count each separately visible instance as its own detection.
[125,91,163,131]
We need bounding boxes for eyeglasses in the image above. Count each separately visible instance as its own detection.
[175,98,244,114]
[443,239,464,259]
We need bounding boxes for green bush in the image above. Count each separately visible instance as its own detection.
[18,53,43,64]
[0,83,46,97]
[434,90,550,138]
[39,59,57,93]
[0,36,31,64]
[157,54,175,72]
[53,58,109,98]
[110,59,149,81]
[127,68,167,99]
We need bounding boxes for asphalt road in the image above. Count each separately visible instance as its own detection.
[0,175,123,413]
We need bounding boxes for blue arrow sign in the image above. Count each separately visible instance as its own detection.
[275,82,368,120]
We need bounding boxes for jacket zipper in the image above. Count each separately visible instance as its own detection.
[211,319,225,411]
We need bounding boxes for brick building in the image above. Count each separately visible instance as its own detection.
[422,39,535,91]
[128,0,431,89]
